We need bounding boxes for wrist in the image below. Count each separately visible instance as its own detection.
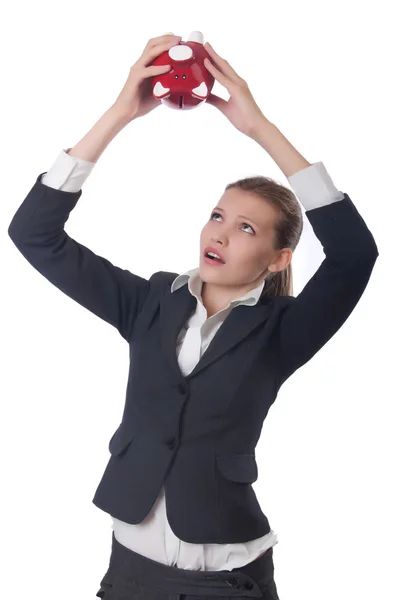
[248,118,311,178]
[68,107,131,163]
[247,116,274,142]
[108,103,136,126]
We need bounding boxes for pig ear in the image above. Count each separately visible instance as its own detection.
[192,82,208,99]
[153,80,171,98]
[187,31,204,44]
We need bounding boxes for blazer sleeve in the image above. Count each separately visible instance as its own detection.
[276,192,379,383]
[7,172,150,342]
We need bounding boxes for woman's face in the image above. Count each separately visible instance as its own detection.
[199,188,289,294]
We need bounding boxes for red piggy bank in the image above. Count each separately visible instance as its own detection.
[151,30,215,110]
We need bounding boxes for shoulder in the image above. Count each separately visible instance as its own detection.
[149,270,179,292]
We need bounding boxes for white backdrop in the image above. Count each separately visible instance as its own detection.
[1,1,394,599]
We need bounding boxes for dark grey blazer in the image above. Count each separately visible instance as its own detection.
[8,172,378,543]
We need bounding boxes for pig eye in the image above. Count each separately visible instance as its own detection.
[174,74,179,79]
[182,74,187,79]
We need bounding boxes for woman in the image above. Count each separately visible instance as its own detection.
[8,34,378,600]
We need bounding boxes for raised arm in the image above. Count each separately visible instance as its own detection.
[249,120,378,382]
[276,193,378,381]
[7,155,150,343]
[8,35,183,342]
[7,107,150,342]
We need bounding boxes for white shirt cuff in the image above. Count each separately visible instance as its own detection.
[40,148,96,192]
[287,161,344,210]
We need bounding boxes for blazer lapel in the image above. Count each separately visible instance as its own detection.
[160,282,271,382]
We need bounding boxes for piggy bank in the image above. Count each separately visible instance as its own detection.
[151,30,215,110]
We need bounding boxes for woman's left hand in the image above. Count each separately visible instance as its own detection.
[203,41,266,138]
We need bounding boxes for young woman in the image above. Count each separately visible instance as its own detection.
[8,34,378,600]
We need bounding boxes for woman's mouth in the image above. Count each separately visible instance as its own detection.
[203,247,226,264]
[203,254,226,266]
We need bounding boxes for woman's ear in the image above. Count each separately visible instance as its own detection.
[273,248,292,273]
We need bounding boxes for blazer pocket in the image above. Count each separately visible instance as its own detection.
[216,454,258,483]
[108,424,137,456]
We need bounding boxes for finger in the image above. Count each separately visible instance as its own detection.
[204,57,232,90]
[204,42,241,85]
[206,92,228,113]
[138,38,180,69]
[143,64,172,79]
[148,34,182,48]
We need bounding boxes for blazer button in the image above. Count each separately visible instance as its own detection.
[243,581,254,590]
[166,437,176,449]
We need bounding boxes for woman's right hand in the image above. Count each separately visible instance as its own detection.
[111,34,182,122]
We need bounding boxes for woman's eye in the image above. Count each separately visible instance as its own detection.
[241,223,254,233]
[210,212,254,234]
